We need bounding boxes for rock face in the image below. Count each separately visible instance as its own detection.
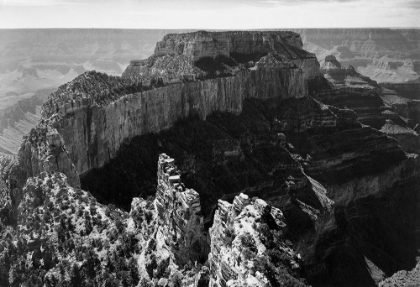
[316,55,420,153]
[381,82,420,100]
[79,90,420,286]
[2,30,420,287]
[38,31,320,176]
[316,55,396,129]
[358,56,420,83]
[209,193,307,287]
[154,154,209,265]
[379,262,420,287]
[380,119,420,153]
[0,95,45,155]
[123,31,319,82]
[319,55,379,88]
[127,154,212,286]
[8,124,80,192]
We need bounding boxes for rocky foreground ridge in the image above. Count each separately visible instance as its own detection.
[0,30,419,287]
[0,152,308,286]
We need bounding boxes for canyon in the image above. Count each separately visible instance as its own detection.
[1,28,419,155]
[295,29,420,83]
[0,29,419,287]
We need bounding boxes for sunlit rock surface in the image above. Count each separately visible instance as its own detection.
[0,30,420,287]
[209,193,307,287]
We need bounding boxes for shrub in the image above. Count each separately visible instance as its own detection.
[239,233,257,253]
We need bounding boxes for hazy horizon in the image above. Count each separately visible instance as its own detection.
[1,27,420,30]
[1,0,419,29]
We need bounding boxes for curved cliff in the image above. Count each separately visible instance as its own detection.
[37,31,320,176]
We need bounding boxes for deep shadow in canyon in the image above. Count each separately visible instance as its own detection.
[80,96,420,286]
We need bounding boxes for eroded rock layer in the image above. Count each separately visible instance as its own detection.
[209,193,307,286]
[1,30,420,287]
[316,55,420,154]
[38,31,321,177]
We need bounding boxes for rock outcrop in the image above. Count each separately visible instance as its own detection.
[316,55,420,153]
[34,31,320,177]
[8,124,80,192]
[319,55,379,88]
[358,56,420,83]
[209,193,307,286]
[154,154,209,264]
[0,95,45,155]
[0,171,142,287]
[380,119,420,153]
[379,262,420,287]
[1,30,420,287]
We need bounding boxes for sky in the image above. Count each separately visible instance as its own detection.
[0,0,419,29]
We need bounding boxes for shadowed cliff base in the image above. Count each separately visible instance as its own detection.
[80,96,419,286]
[3,29,420,287]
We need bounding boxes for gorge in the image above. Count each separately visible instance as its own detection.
[0,30,419,287]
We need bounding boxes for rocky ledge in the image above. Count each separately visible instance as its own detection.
[315,55,420,153]
[209,193,307,286]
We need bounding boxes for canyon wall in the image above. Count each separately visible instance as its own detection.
[3,30,420,286]
[294,29,420,57]
[48,31,320,176]
[0,94,47,155]
[293,28,420,83]
[381,82,420,99]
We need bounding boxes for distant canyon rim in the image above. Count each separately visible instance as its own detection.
[0,29,419,287]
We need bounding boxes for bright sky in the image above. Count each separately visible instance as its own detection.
[0,0,419,29]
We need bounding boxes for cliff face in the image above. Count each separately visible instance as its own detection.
[154,154,209,265]
[2,30,420,287]
[381,82,420,100]
[38,31,320,176]
[319,55,379,88]
[123,31,319,82]
[316,55,420,153]
[0,94,47,155]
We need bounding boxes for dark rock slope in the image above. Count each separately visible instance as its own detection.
[0,30,419,287]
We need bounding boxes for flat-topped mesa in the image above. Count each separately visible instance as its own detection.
[319,54,380,89]
[154,154,209,265]
[153,30,306,61]
[123,30,320,83]
[28,30,321,176]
